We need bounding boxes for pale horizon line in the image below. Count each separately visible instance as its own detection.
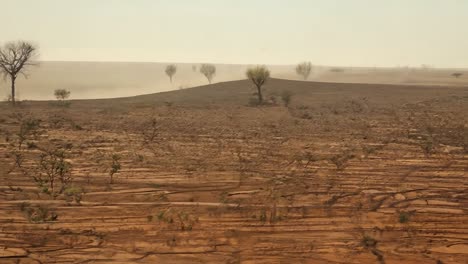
[34,60,468,70]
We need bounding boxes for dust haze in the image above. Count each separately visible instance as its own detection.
[1,1,468,264]
[2,62,468,100]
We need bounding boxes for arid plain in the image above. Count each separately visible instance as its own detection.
[0,68,467,263]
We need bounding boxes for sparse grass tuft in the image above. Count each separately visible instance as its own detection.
[361,235,378,248]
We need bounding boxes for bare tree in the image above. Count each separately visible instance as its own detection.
[200,64,216,84]
[296,61,312,80]
[165,64,177,83]
[0,41,38,105]
[246,65,270,104]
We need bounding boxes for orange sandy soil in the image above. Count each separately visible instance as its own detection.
[0,79,467,263]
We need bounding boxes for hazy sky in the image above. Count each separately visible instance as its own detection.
[1,0,467,67]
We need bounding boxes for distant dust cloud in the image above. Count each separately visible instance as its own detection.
[1,62,467,101]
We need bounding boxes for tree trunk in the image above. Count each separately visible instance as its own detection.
[256,84,263,104]
[11,75,16,105]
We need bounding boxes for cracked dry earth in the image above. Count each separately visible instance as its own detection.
[0,82,467,264]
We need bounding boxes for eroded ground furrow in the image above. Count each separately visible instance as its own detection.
[0,90,467,263]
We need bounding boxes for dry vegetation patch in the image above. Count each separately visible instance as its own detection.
[0,80,467,263]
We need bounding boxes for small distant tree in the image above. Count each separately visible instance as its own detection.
[281,90,293,107]
[165,64,177,83]
[54,89,70,103]
[330,68,345,73]
[37,147,73,198]
[200,64,216,84]
[452,72,463,78]
[296,62,312,80]
[109,154,121,184]
[246,65,270,104]
[0,41,38,105]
